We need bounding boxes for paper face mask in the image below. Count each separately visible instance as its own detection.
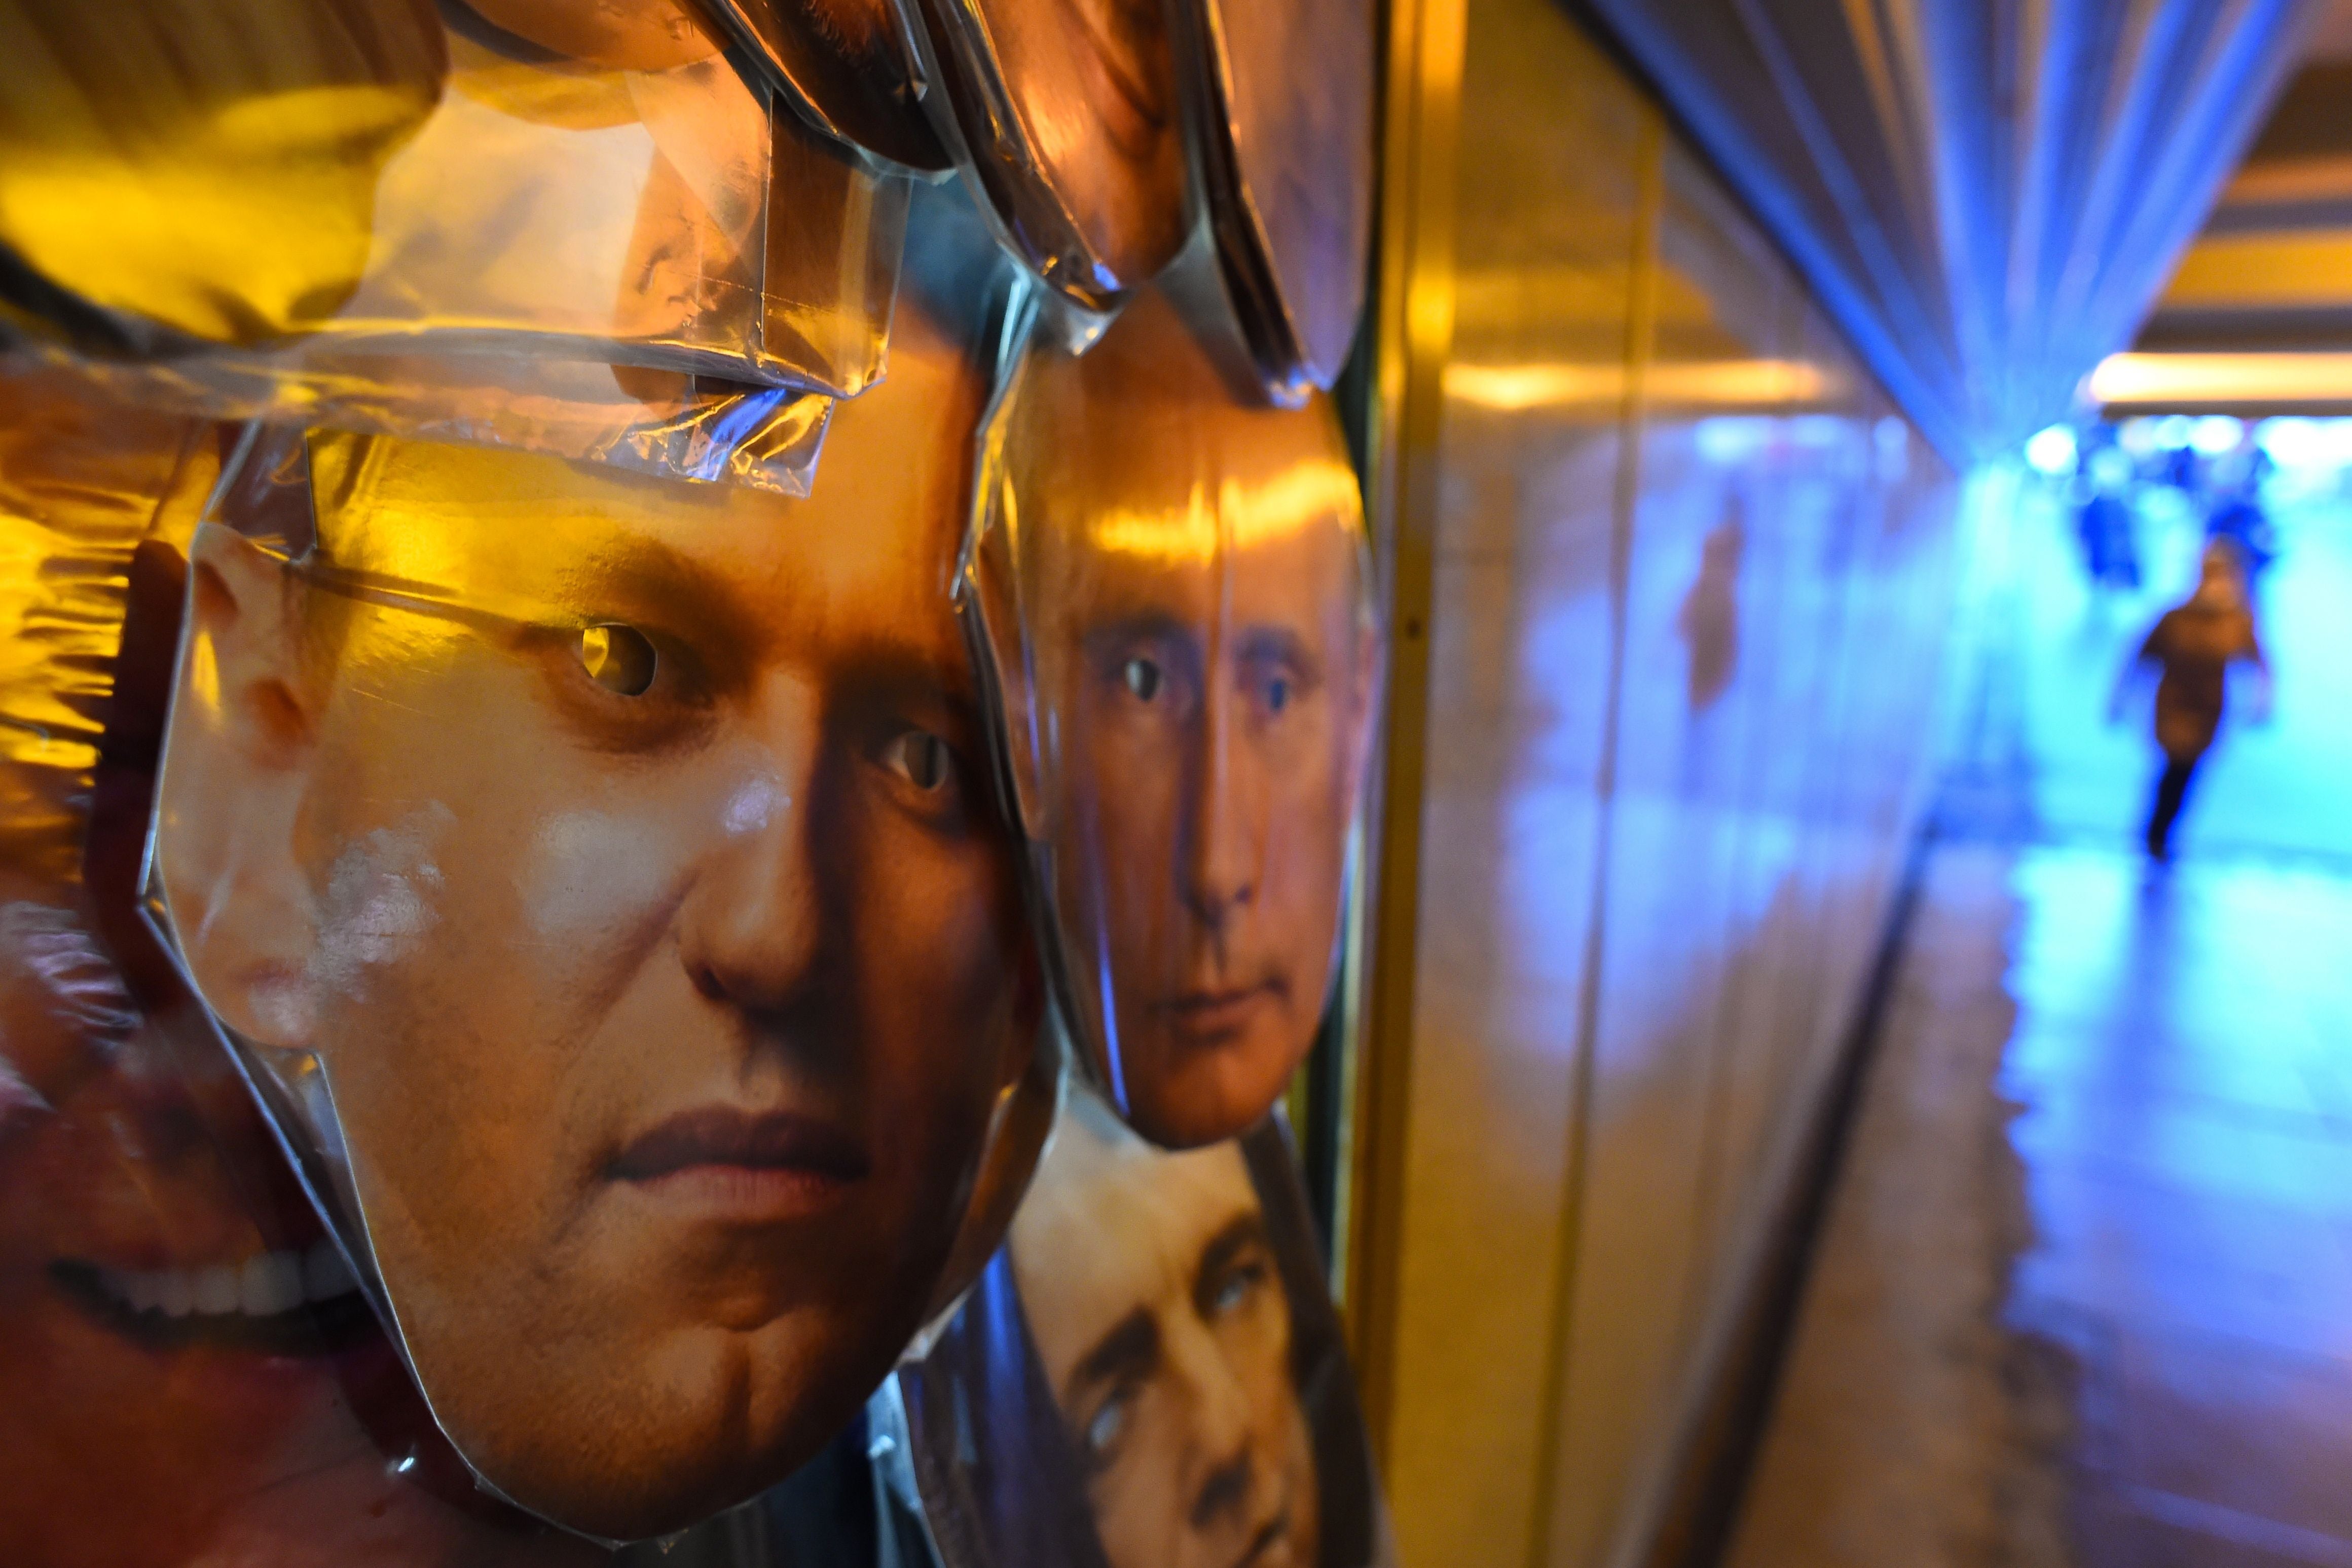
[696,0,951,173]
[896,1089,1394,1568]
[964,288,1381,1148]
[1170,0,1374,397]
[148,296,1048,1542]
[0,367,605,1568]
[901,0,1190,313]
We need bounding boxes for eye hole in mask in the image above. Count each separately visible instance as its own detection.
[577,624,658,696]
[1121,656,1162,702]
[884,729,955,792]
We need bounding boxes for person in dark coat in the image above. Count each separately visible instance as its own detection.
[2111,543,2271,860]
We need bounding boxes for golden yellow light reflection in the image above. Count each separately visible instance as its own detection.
[1442,358,1833,412]
[1082,458,1365,566]
[304,429,704,630]
[2164,230,2352,308]
[2088,352,2352,407]
[0,77,440,344]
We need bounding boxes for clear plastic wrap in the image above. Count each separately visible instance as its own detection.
[898,1088,1393,1568]
[0,0,909,403]
[4,344,836,497]
[1170,0,1373,398]
[0,366,602,1568]
[961,287,1381,1148]
[145,285,1052,1542]
[900,0,1190,313]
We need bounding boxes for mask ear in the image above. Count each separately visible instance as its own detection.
[154,524,326,1051]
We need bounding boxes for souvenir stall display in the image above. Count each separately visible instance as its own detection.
[0,0,1380,1558]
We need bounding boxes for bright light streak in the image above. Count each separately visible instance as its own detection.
[2191,415,2245,456]
[2025,425,2078,474]
[2087,352,2352,409]
[1443,359,1832,412]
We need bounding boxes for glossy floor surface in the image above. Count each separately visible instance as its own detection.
[1728,487,2352,1566]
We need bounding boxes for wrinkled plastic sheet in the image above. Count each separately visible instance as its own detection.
[0,0,910,402]
[0,340,835,496]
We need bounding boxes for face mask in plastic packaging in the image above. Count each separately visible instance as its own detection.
[1170,0,1374,398]
[896,1086,1394,1568]
[900,0,1191,313]
[960,286,1382,1150]
[696,0,951,174]
[0,367,613,1568]
[144,291,1056,1542]
[0,0,909,415]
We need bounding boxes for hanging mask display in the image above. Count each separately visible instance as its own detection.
[1169,0,1373,397]
[0,366,604,1568]
[0,0,908,423]
[145,284,1051,1542]
[900,0,1190,313]
[0,0,1388,1551]
[963,286,1381,1148]
[899,1087,1392,1568]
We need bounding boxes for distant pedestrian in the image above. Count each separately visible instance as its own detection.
[2077,489,2140,590]
[2110,544,2270,860]
[2074,436,2141,591]
[2206,492,2277,586]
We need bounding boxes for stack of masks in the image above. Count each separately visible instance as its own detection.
[0,0,1384,1563]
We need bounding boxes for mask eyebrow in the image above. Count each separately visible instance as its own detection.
[562,538,769,655]
[1231,624,1318,679]
[1081,610,1200,660]
[1067,1305,1162,1407]
[1191,1211,1273,1317]
[827,639,983,747]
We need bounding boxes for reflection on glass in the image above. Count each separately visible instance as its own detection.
[968,288,1379,1148]
[150,296,1044,1540]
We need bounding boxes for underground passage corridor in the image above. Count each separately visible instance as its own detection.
[1726,474,2352,1568]
[9,0,2352,1564]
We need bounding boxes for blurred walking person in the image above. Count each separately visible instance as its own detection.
[2111,543,2271,861]
[2074,430,2141,592]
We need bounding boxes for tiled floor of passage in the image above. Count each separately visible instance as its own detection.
[1725,842,2352,1567]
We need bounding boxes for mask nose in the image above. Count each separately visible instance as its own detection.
[1181,687,1266,931]
[674,755,825,1020]
[1170,1310,1263,1535]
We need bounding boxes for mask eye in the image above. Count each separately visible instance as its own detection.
[1084,1392,1131,1463]
[1212,1261,1261,1315]
[577,625,657,696]
[1122,656,1163,702]
[883,729,954,792]
[1266,677,1291,714]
